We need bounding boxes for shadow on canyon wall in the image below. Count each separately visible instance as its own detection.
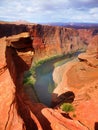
[52,91,75,108]
[94,122,98,130]
[0,24,27,38]
[5,46,52,130]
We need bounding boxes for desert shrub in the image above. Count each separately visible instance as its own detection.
[72,113,76,118]
[60,103,74,113]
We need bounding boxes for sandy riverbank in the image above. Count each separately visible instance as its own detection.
[53,59,77,96]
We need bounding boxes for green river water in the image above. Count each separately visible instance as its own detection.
[33,50,84,106]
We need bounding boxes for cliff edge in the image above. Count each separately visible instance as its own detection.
[0,23,90,130]
[53,35,98,130]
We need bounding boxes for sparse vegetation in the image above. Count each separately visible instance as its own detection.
[60,103,75,113]
[23,70,39,101]
[33,54,64,67]
[23,70,36,85]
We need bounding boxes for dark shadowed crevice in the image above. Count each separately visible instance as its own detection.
[94,122,98,130]
[5,45,53,130]
[5,45,39,130]
[51,91,75,108]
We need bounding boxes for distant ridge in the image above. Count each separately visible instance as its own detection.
[0,20,98,29]
[45,22,98,29]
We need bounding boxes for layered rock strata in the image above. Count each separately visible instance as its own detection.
[53,35,98,130]
[0,23,90,130]
[28,24,85,61]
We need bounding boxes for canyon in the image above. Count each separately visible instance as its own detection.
[0,21,98,130]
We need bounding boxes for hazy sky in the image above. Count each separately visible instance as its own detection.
[0,0,98,23]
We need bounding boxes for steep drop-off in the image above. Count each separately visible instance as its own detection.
[0,22,98,130]
[53,35,98,130]
[28,24,86,61]
[0,22,98,62]
[0,34,42,130]
[0,22,27,38]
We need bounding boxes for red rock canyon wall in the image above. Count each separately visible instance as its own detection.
[0,22,98,130]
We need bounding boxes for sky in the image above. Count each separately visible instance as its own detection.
[0,0,98,23]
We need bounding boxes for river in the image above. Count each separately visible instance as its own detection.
[33,50,84,106]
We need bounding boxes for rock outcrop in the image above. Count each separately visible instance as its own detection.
[0,37,25,130]
[0,34,42,130]
[53,35,98,130]
[0,22,27,38]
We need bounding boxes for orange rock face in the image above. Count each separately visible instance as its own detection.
[0,36,88,130]
[77,29,94,45]
[28,24,86,61]
[53,35,98,130]
[0,38,24,130]
[0,22,92,130]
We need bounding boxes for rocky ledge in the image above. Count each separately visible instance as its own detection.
[0,31,90,130]
[0,21,93,130]
[53,35,98,130]
[1,22,98,130]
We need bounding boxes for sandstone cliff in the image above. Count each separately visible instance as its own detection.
[1,22,98,62]
[53,35,98,130]
[28,24,86,61]
[0,22,27,38]
[0,22,91,130]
